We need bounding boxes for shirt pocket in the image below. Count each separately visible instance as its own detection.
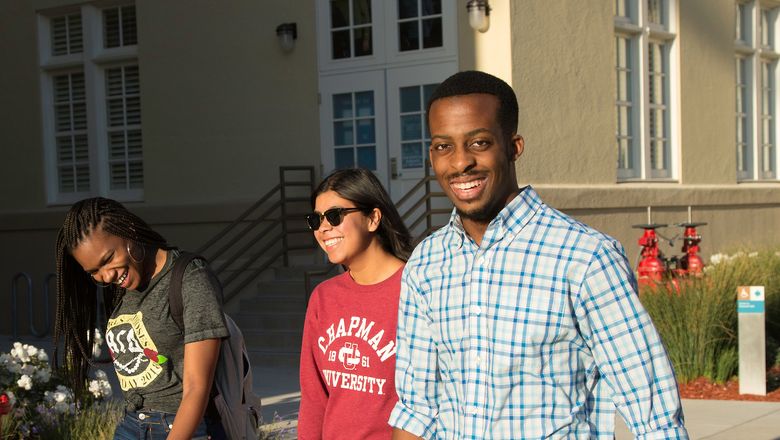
[491,283,579,375]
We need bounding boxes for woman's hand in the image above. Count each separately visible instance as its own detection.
[167,338,221,440]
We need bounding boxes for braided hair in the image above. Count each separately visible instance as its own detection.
[53,197,169,395]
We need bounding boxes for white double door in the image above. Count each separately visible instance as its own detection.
[319,62,457,200]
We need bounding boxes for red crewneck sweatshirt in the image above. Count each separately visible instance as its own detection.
[298,267,403,439]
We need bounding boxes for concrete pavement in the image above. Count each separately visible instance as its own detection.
[256,363,780,439]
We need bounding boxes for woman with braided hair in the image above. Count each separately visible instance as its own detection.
[54,197,229,439]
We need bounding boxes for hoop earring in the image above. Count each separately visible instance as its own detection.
[127,242,146,264]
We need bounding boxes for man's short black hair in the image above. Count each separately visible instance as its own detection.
[426,70,519,138]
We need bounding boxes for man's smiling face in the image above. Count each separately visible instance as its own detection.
[428,93,523,224]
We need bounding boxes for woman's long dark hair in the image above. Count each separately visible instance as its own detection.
[53,197,169,395]
[312,168,413,262]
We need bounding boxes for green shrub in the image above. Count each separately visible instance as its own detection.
[639,249,780,384]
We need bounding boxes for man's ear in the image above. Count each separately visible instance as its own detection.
[368,208,382,233]
[509,135,524,162]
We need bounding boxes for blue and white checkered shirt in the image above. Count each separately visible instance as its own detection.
[389,187,687,439]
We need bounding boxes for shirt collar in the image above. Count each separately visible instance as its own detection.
[445,185,543,248]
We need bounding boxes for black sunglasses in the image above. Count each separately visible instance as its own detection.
[306,207,363,231]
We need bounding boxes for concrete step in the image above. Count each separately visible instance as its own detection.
[233,312,305,331]
[249,348,300,368]
[242,329,302,351]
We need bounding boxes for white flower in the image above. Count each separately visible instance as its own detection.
[5,391,15,406]
[34,367,51,383]
[37,349,48,363]
[88,380,101,398]
[100,381,113,398]
[17,374,33,390]
[25,345,38,358]
[10,343,31,363]
[709,253,726,265]
[95,369,108,380]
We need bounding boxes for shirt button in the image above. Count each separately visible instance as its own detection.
[471,305,482,315]
[475,356,482,365]
[476,255,484,265]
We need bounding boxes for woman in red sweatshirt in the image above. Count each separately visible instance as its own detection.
[299,168,413,439]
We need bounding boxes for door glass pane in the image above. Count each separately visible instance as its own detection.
[355,91,375,116]
[399,22,419,51]
[335,147,355,168]
[333,93,353,118]
[422,0,442,15]
[357,146,376,169]
[400,86,421,112]
[401,115,422,140]
[356,119,375,143]
[354,27,373,56]
[332,30,351,59]
[399,0,417,19]
[354,0,372,25]
[331,0,349,27]
[402,142,424,168]
[422,18,442,48]
[334,121,354,145]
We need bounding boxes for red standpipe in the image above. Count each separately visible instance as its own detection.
[633,223,668,288]
[677,222,707,276]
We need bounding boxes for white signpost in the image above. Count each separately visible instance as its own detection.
[737,285,766,396]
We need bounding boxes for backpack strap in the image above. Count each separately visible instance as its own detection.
[168,251,202,333]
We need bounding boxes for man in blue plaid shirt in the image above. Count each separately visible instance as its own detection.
[389,71,688,439]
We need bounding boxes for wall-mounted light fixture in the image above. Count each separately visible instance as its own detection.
[276,22,297,52]
[466,0,490,33]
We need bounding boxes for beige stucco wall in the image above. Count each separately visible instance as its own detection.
[679,0,735,184]
[137,0,319,205]
[510,0,616,185]
[0,2,48,210]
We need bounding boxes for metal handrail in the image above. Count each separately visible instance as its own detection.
[196,183,281,256]
[213,201,282,274]
[11,272,51,338]
[197,166,317,303]
[396,161,452,241]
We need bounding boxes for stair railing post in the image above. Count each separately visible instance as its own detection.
[279,167,290,267]
[425,159,432,232]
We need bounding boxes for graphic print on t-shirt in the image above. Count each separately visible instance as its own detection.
[317,315,396,395]
[106,311,167,390]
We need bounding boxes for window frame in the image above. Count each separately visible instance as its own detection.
[315,0,456,73]
[735,0,780,181]
[614,0,681,182]
[38,3,142,205]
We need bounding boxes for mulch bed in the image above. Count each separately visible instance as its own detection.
[678,366,780,402]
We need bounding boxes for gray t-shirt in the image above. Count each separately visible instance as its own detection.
[106,250,229,412]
